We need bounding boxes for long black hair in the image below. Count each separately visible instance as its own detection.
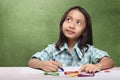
[55,6,93,53]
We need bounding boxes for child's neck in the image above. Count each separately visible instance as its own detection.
[68,39,77,53]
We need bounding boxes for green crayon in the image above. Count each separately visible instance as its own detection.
[44,72,59,76]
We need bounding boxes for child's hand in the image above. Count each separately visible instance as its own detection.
[41,60,62,72]
[79,64,101,73]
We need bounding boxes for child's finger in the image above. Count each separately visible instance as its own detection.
[79,65,87,72]
[52,60,62,68]
[44,61,59,71]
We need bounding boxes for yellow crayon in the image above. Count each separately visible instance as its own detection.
[69,73,79,77]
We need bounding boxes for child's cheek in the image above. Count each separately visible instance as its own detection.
[63,22,69,28]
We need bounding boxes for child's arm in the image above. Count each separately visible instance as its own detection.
[28,58,62,72]
[79,57,114,73]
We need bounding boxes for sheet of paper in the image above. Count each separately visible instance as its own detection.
[19,67,80,74]
[58,67,80,76]
[58,67,80,72]
[19,67,44,74]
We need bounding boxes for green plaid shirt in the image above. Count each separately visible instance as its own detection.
[32,43,109,67]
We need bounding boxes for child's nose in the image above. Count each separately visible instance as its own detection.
[69,22,75,29]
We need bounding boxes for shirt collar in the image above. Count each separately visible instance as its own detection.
[60,43,68,51]
[73,42,83,59]
[60,42,79,50]
[59,42,83,59]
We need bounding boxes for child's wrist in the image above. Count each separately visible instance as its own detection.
[95,63,102,70]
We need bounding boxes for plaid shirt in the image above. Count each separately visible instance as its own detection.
[32,43,109,67]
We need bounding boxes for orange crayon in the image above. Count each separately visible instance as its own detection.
[64,71,79,75]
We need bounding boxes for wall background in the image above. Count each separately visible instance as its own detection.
[0,0,120,66]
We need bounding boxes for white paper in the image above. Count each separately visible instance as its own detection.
[58,67,80,72]
[19,67,44,74]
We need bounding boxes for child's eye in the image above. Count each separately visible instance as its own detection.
[76,21,81,26]
[66,17,71,22]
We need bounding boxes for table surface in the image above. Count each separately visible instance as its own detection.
[0,67,120,80]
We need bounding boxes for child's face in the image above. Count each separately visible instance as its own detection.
[62,9,86,41]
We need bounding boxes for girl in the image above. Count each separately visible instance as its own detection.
[28,6,114,73]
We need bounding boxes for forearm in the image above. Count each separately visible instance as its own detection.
[28,58,43,69]
[95,57,114,70]
[79,57,114,73]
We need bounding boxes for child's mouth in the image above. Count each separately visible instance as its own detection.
[66,29,75,34]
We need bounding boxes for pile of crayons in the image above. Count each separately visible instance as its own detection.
[44,71,95,77]
[64,71,95,77]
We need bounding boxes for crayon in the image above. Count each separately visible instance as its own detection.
[44,72,59,76]
[53,59,64,72]
[104,70,110,72]
[60,67,64,72]
[69,73,79,77]
[77,73,95,77]
[64,71,79,75]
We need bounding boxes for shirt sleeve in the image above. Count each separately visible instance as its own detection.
[31,44,55,60]
[88,45,110,64]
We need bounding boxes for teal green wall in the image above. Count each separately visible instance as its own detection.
[0,0,120,66]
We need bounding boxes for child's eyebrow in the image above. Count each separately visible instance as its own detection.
[67,15,84,20]
[66,15,72,18]
[66,15,85,23]
[77,19,85,23]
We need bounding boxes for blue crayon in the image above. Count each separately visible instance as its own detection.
[53,59,64,72]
